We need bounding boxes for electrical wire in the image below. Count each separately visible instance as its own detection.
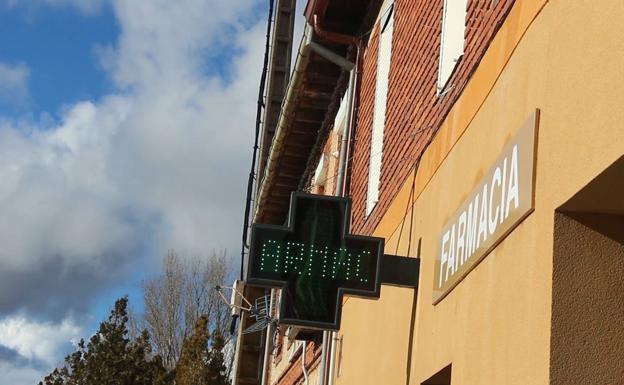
[389,125,437,255]
[304,119,437,259]
[302,122,432,259]
[394,162,417,256]
[406,163,418,257]
[302,123,428,194]
[301,145,385,193]
[240,0,275,280]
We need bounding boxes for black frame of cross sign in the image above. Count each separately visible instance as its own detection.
[247,192,418,331]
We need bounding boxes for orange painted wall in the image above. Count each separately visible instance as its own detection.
[335,0,624,384]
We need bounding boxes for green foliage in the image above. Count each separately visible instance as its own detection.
[39,297,173,385]
[206,332,229,385]
[40,288,232,385]
[176,316,210,385]
[175,316,230,385]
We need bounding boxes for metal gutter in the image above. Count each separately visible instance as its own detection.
[253,23,312,222]
[253,23,354,222]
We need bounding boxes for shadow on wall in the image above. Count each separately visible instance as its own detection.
[421,364,451,385]
[551,155,624,385]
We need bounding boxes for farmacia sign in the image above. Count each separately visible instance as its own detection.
[433,111,539,303]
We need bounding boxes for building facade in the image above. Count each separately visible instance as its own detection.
[235,0,624,384]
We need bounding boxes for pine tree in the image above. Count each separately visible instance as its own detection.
[39,297,173,385]
[175,316,211,385]
[175,314,232,385]
[206,331,229,385]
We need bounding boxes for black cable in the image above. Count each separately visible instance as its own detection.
[406,162,418,257]
[404,239,419,385]
[301,123,430,194]
[394,164,415,256]
[392,123,436,256]
[405,126,437,255]
[240,0,275,280]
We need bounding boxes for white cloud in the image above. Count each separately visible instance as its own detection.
[0,99,137,272]
[0,316,82,385]
[0,0,266,316]
[0,62,30,106]
[0,315,82,366]
[0,0,273,380]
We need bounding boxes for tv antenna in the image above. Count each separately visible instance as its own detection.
[215,284,279,335]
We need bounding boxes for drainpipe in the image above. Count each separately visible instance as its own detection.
[335,57,357,197]
[340,42,361,199]
[260,289,275,385]
[316,47,356,385]
[255,21,358,385]
[330,37,360,385]
[302,341,309,385]
[327,332,341,385]
[306,32,357,385]
[309,13,360,385]
[328,51,359,385]
[319,331,328,385]
[312,10,358,197]
[315,53,356,385]
[313,14,357,46]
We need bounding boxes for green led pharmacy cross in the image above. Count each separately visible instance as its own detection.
[247,193,385,330]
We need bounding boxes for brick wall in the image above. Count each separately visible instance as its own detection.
[310,129,341,196]
[349,0,515,235]
[276,342,322,385]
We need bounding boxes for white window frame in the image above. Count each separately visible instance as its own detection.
[366,1,395,216]
[437,0,468,95]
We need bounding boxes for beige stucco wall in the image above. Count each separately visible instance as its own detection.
[335,0,624,384]
[551,213,624,384]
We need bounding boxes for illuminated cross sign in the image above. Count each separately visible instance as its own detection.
[260,241,374,283]
[247,193,384,330]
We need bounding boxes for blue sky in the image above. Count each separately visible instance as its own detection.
[0,3,118,118]
[1,1,148,362]
[0,0,279,383]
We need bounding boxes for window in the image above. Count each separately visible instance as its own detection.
[366,1,394,216]
[437,0,468,94]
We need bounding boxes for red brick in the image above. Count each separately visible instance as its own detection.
[348,0,516,235]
